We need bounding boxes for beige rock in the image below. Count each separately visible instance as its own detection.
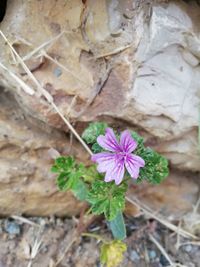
[0,90,86,216]
[127,171,199,220]
[0,0,199,171]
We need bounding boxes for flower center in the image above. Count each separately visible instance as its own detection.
[117,151,129,161]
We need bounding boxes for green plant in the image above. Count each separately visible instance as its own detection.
[51,122,169,266]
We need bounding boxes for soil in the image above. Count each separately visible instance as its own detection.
[0,215,199,267]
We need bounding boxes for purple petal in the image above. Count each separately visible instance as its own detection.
[112,163,125,185]
[104,156,125,185]
[105,154,125,185]
[125,154,145,179]
[91,152,116,173]
[120,130,137,153]
[104,171,115,182]
[97,128,121,152]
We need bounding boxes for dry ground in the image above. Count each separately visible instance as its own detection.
[0,214,199,267]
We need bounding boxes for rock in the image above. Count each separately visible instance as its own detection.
[37,218,46,226]
[4,220,21,235]
[0,91,86,216]
[151,263,162,267]
[0,0,199,172]
[53,68,62,78]
[184,245,192,253]
[149,250,157,260]
[159,254,170,267]
[96,261,101,267]
[40,245,48,254]
[183,208,200,235]
[129,250,140,262]
[127,171,199,220]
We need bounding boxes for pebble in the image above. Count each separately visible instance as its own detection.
[8,242,16,250]
[37,218,46,226]
[130,250,140,262]
[4,221,21,235]
[96,261,102,267]
[184,245,192,253]
[53,67,62,77]
[151,263,162,267]
[159,254,170,267]
[149,250,157,259]
[49,216,56,224]
[56,218,63,226]
[41,245,48,253]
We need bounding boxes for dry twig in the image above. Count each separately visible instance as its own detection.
[0,61,35,95]
[22,31,65,61]
[11,215,40,227]
[149,233,174,266]
[27,227,43,267]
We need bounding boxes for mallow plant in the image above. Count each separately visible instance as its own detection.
[51,122,169,267]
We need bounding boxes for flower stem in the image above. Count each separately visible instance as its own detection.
[82,233,108,243]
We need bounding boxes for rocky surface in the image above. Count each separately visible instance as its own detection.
[0,0,199,171]
[0,0,199,216]
[128,171,200,220]
[0,90,85,216]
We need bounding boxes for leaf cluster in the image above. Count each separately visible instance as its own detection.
[51,156,88,201]
[51,156,127,221]
[82,122,108,153]
[131,131,169,184]
[87,180,127,221]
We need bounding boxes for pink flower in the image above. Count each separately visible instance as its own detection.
[91,128,145,185]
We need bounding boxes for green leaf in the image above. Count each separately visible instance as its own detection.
[131,131,145,156]
[87,180,127,221]
[137,148,169,184]
[71,179,88,201]
[51,156,75,173]
[51,156,88,199]
[51,165,59,173]
[56,171,79,191]
[109,211,126,240]
[91,142,104,153]
[131,131,144,147]
[130,131,169,184]
[100,240,127,267]
[82,122,108,144]
[56,173,69,191]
